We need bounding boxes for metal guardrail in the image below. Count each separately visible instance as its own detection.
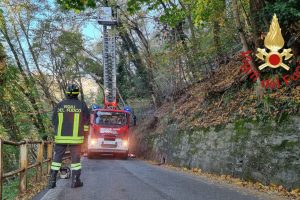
[0,139,71,199]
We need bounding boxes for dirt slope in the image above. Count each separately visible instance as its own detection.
[153,54,300,131]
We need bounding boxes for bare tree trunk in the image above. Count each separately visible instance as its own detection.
[232,0,256,66]
[232,0,261,82]
[178,0,196,42]
[119,27,160,105]
[168,21,194,83]
[76,63,85,102]
[49,43,67,98]
[17,14,56,107]
[10,18,36,81]
[249,0,265,49]
[232,0,250,53]
[0,14,46,133]
[179,0,198,81]
[213,20,221,57]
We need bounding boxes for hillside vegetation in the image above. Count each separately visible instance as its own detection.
[153,56,300,130]
[130,54,300,195]
[0,0,299,199]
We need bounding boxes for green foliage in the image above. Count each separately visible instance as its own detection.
[264,0,300,25]
[3,66,48,137]
[3,177,19,200]
[271,139,298,151]
[161,2,187,27]
[232,119,252,142]
[3,145,19,172]
[56,31,84,55]
[54,31,87,84]
[1,144,19,199]
[159,6,186,28]
[117,55,134,100]
[127,0,186,27]
[81,57,101,76]
[1,164,46,200]
[193,0,226,26]
[0,0,298,148]
[57,0,96,11]
[127,0,160,14]
[0,124,7,138]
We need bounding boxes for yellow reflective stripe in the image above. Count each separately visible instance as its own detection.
[55,136,84,140]
[57,113,64,136]
[51,162,62,167]
[71,163,82,170]
[55,135,84,144]
[55,139,84,144]
[71,165,82,170]
[51,166,60,170]
[84,125,89,131]
[73,113,80,137]
[72,166,81,170]
[71,163,81,168]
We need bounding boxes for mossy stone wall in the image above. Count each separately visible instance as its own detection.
[134,116,300,189]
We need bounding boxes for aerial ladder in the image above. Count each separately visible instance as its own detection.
[86,7,132,159]
[98,7,118,109]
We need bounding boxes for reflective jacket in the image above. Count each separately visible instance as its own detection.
[52,97,89,144]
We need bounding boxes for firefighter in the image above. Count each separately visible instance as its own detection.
[48,84,89,189]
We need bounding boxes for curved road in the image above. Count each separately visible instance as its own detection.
[39,158,264,200]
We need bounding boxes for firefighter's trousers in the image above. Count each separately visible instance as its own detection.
[50,144,82,175]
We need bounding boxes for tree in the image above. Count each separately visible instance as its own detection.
[0,8,47,133]
[0,44,21,141]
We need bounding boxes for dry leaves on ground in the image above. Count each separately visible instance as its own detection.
[154,162,300,200]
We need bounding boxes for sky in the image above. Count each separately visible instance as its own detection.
[82,21,102,42]
[46,0,103,42]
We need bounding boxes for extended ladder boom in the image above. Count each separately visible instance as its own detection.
[98,7,118,109]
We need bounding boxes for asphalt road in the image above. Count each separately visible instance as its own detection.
[39,158,264,200]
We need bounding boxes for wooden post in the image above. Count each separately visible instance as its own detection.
[0,140,3,200]
[37,142,44,181]
[19,143,28,194]
[47,142,53,174]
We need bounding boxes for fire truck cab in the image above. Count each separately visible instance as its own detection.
[87,109,130,159]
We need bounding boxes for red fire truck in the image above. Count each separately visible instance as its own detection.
[86,108,130,159]
[86,7,132,159]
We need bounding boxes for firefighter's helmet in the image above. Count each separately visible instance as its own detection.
[66,84,80,97]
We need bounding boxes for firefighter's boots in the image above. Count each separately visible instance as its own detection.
[71,174,83,188]
[48,170,58,189]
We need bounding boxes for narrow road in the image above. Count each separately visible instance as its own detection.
[40,158,263,200]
